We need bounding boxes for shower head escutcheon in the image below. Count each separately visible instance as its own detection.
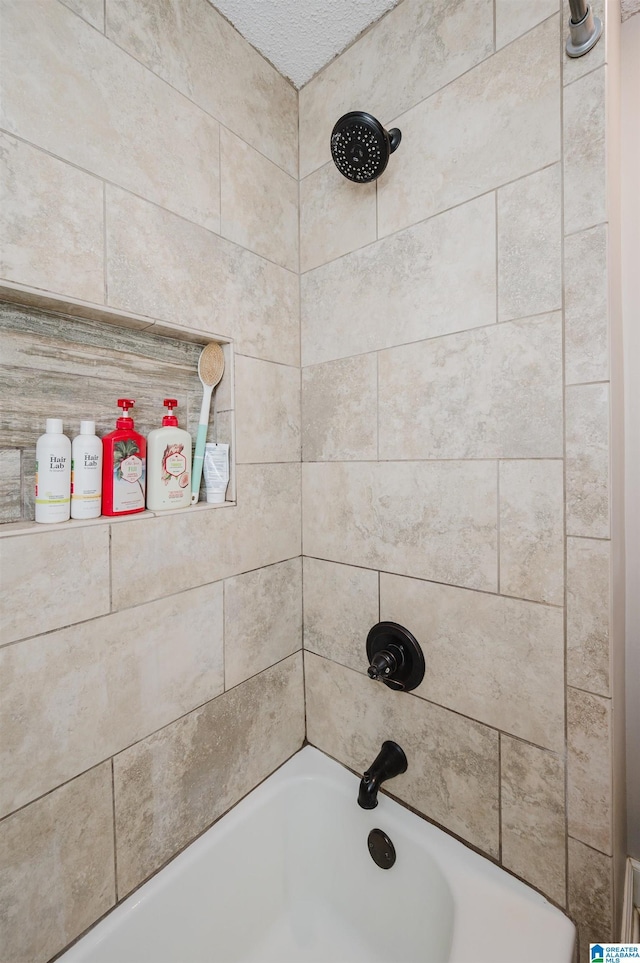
[330,111,401,183]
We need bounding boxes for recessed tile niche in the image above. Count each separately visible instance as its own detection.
[0,300,234,524]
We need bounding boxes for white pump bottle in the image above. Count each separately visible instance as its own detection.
[146,399,192,511]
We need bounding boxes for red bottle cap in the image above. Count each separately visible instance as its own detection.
[162,398,179,428]
[116,399,135,428]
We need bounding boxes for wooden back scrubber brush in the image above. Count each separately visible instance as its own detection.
[191,342,225,504]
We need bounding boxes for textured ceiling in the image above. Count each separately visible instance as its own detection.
[621,0,640,19]
[210,0,400,88]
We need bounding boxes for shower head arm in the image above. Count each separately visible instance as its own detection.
[388,128,402,154]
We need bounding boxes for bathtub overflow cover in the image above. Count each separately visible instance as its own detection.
[368,828,396,869]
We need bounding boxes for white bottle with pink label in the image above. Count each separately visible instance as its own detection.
[146,399,192,511]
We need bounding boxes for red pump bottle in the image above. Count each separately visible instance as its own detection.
[101,399,147,516]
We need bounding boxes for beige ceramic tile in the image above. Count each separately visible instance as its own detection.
[298,0,494,178]
[501,736,566,905]
[0,448,21,522]
[566,383,610,538]
[0,763,114,963]
[303,557,379,673]
[60,0,105,30]
[214,409,237,501]
[563,0,606,85]
[111,463,301,609]
[378,314,563,459]
[303,461,498,592]
[564,225,609,384]
[302,354,378,461]
[304,653,500,857]
[380,573,565,751]
[567,537,611,696]
[0,584,224,818]
[234,356,300,464]
[498,164,562,322]
[499,460,565,605]
[0,525,110,645]
[106,0,297,177]
[214,343,235,413]
[0,0,220,232]
[377,16,560,237]
[300,162,376,273]
[496,0,559,49]
[567,687,612,854]
[568,838,613,949]
[0,133,104,303]
[220,128,298,273]
[301,192,496,366]
[224,558,302,689]
[114,652,304,896]
[564,68,606,235]
[106,187,299,365]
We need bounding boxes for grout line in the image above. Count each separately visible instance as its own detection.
[559,4,571,913]
[302,648,308,742]
[0,128,299,281]
[108,524,113,612]
[565,378,611,388]
[222,580,227,692]
[301,556,308,739]
[493,0,497,52]
[58,0,298,181]
[376,351,380,461]
[497,460,501,593]
[233,351,301,371]
[498,733,503,865]
[218,123,222,238]
[563,60,605,91]
[0,554,302,650]
[566,834,615,859]
[299,310,563,370]
[299,160,562,275]
[299,554,565,609]
[103,180,108,304]
[0,651,302,827]
[566,682,612,701]
[110,757,118,903]
[564,532,612,542]
[300,456,565,464]
[563,219,608,240]
[306,650,566,755]
[494,189,500,321]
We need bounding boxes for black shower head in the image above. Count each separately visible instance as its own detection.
[330,111,401,183]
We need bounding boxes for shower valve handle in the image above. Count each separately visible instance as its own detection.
[365,622,425,692]
[367,646,402,681]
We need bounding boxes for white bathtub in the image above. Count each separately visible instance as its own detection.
[60,746,575,963]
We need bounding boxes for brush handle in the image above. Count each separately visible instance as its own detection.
[191,384,214,504]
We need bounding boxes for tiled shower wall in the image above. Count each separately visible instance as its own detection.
[299,0,624,959]
[0,0,625,961]
[0,1,303,960]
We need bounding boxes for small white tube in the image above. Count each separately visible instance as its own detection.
[203,443,229,504]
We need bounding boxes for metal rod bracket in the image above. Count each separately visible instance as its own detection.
[566,2,603,58]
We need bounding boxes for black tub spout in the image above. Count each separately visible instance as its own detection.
[358,741,408,809]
